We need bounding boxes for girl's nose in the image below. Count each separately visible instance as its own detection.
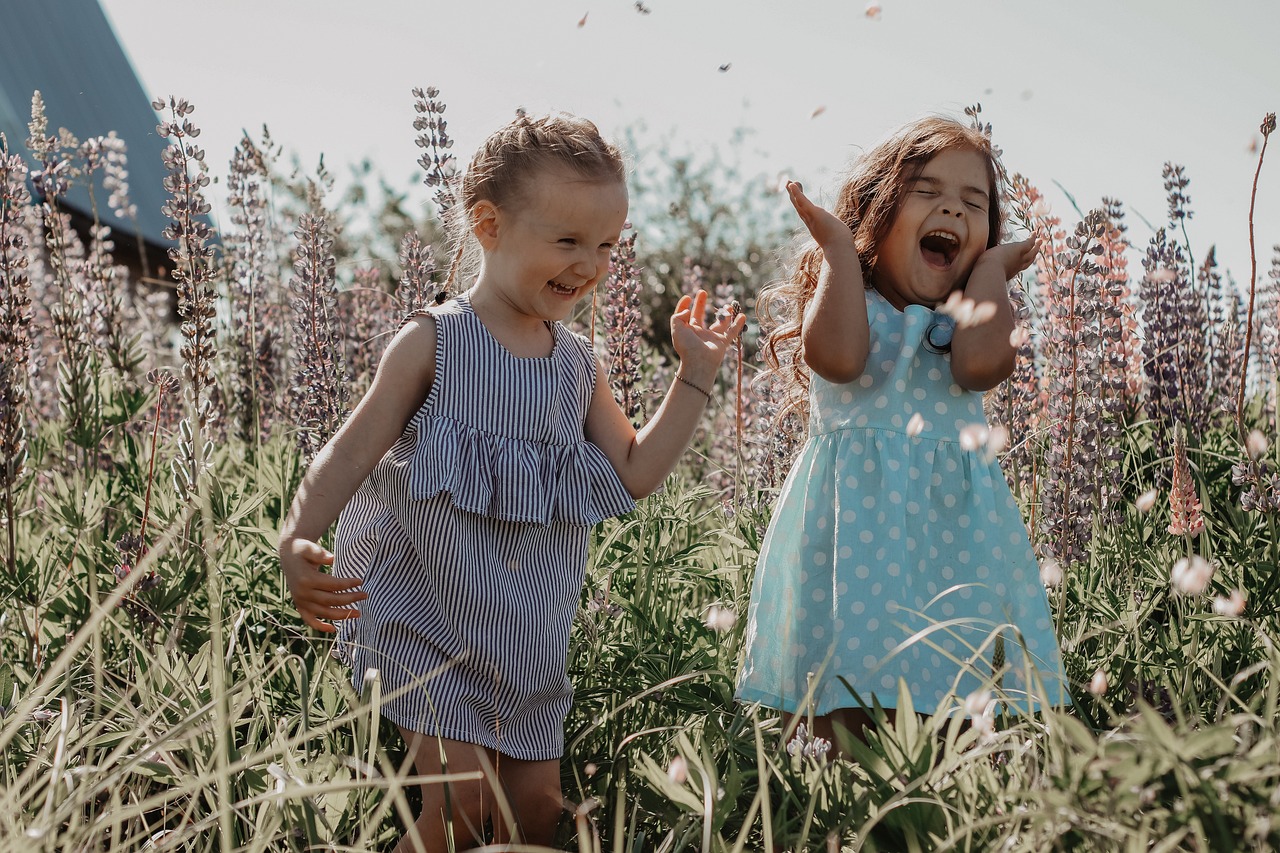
[940,204,964,218]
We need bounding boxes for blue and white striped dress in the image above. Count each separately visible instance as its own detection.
[332,294,635,760]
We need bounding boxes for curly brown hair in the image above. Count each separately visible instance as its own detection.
[756,116,1007,422]
[442,112,627,292]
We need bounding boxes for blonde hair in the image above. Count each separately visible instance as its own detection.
[441,112,626,293]
[757,116,1007,421]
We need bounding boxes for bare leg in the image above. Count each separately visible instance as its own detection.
[394,728,498,853]
[492,755,563,845]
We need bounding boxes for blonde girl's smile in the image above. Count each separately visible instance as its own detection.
[873,146,993,310]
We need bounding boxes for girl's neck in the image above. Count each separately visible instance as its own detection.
[466,284,556,359]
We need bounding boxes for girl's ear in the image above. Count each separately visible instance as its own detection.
[471,200,501,249]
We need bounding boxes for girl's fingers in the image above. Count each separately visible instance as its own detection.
[305,572,366,592]
[292,539,335,566]
[303,588,367,607]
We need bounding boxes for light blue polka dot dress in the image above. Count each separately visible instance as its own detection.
[736,289,1069,715]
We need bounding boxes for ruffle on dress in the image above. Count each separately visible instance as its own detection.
[406,413,635,526]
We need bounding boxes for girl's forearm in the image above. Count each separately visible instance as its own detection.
[952,262,1017,390]
[614,366,717,498]
[801,248,870,382]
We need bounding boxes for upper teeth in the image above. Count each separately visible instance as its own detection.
[924,231,959,244]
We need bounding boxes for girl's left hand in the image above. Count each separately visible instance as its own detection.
[976,238,1039,282]
[671,290,747,370]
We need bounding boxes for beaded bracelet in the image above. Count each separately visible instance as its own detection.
[676,373,713,401]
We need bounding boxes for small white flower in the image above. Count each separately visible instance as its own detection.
[1087,670,1109,696]
[1149,267,1178,283]
[667,755,688,784]
[1039,558,1063,588]
[1030,199,1052,218]
[864,2,882,19]
[963,690,992,718]
[1134,488,1158,514]
[1212,589,1246,617]
[585,762,599,778]
[363,667,380,684]
[959,423,989,452]
[1171,555,1214,596]
[1246,430,1269,460]
[704,604,737,632]
[906,412,925,437]
[940,291,974,327]
[984,425,1009,462]
[968,301,997,327]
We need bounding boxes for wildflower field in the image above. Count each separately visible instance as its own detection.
[2,88,1280,851]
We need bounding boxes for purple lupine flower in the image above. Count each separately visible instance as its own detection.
[225,133,287,444]
[1139,228,1207,452]
[155,97,220,499]
[0,148,33,573]
[1039,210,1112,569]
[341,265,397,401]
[602,231,644,422]
[289,207,349,459]
[397,230,438,315]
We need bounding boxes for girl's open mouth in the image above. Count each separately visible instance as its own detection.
[919,231,960,269]
[548,281,578,296]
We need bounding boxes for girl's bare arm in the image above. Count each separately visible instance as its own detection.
[278,315,436,630]
[951,239,1036,391]
[586,290,745,498]
[789,182,871,383]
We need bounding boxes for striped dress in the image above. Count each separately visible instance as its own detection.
[332,294,635,760]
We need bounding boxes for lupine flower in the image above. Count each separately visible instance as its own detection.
[785,722,832,760]
[412,86,457,216]
[1212,589,1246,617]
[226,133,285,444]
[1038,209,1116,569]
[289,207,349,459]
[603,232,644,422]
[1167,431,1204,537]
[155,97,220,499]
[0,148,33,572]
[397,230,438,314]
[1171,555,1214,595]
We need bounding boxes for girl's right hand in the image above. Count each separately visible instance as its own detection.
[787,181,854,252]
[279,537,367,632]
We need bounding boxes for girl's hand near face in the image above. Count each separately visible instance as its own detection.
[973,238,1038,283]
[787,181,854,253]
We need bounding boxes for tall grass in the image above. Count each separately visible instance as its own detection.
[0,89,1277,850]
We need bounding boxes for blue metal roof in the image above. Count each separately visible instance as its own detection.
[0,0,173,248]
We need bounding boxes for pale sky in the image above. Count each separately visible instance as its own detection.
[99,0,1278,286]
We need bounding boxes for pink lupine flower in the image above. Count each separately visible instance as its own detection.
[1212,589,1246,617]
[1167,432,1204,536]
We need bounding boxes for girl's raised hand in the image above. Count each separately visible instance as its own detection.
[280,536,367,632]
[976,237,1039,282]
[787,180,854,252]
[671,289,747,369]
